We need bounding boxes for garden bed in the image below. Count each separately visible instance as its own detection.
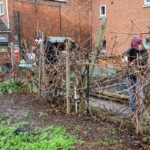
[0,93,150,150]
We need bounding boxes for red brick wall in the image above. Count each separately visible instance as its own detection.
[92,0,150,55]
[8,0,92,45]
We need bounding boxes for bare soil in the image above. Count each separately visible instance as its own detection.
[0,93,149,150]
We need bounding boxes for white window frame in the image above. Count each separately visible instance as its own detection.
[0,2,4,16]
[143,38,150,49]
[100,5,106,18]
[144,0,150,5]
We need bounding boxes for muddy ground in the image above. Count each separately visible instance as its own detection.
[0,93,150,150]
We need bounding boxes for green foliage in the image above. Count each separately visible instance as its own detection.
[0,80,26,95]
[96,138,118,146]
[89,105,97,111]
[0,125,78,150]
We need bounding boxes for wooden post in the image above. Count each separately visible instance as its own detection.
[38,38,43,97]
[11,42,14,68]
[41,32,45,84]
[90,18,107,76]
[11,42,15,81]
[66,40,71,114]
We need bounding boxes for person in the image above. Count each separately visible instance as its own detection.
[123,37,149,114]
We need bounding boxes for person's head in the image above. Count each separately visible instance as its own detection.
[131,37,143,50]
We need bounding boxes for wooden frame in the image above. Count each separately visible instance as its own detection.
[0,2,4,16]
[144,0,150,5]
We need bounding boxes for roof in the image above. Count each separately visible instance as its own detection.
[48,36,71,43]
[0,19,8,31]
[0,35,9,44]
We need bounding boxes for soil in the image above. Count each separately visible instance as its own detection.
[0,93,150,150]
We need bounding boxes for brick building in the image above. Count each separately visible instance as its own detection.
[0,0,10,66]
[0,0,10,36]
[0,0,150,55]
[92,0,150,55]
[0,0,92,46]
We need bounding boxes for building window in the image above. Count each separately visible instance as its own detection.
[144,0,150,5]
[143,38,150,49]
[100,5,106,18]
[0,2,4,16]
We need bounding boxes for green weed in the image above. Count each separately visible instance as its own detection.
[111,128,116,135]
[89,105,97,111]
[0,124,79,150]
[75,125,81,131]
[0,80,27,95]
[96,138,118,146]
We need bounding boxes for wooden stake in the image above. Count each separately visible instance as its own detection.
[11,42,15,81]
[90,18,107,76]
[11,42,14,68]
[38,38,43,97]
[41,32,46,84]
[66,40,71,114]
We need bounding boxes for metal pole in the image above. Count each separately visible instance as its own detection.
[86,63,90,116]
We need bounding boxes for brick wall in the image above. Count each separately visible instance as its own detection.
[8,0,92,45]
[92,0,150,55]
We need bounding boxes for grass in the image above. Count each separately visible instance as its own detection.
[0,124,79,150]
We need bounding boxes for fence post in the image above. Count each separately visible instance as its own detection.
[90,18,107,76]
[66,40,71,114]
[41,32,46,84]
[86,63,90,116]
[38,37,43,97]
[11,42,14,68]
[10,42,15,81]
